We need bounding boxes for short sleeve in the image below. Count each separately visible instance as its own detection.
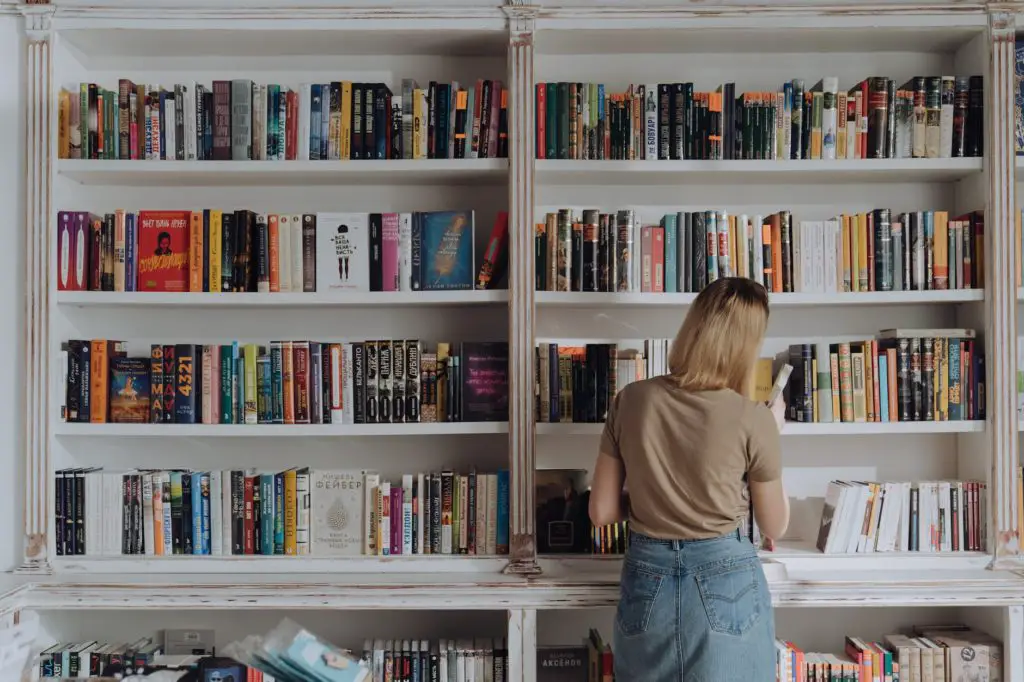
[600,389,623,460]
[746,402,782,482]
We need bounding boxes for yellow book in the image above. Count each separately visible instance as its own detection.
[340,81,353,161]
[857,213,868,292]
[750,357,774,402]
[58,90,71,159]
[209,210,222,293]
[934,211,949,290]
[413,89,425,159]
[829,352,841,420]
[244,343,258,425]
[189,211,204,292]
[851,349,867,422]
[284,468,298,555]
[728,216,738,277]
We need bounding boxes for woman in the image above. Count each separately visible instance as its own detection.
[589,276,789,682]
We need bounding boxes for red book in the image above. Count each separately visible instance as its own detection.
[536,83,546,159]
[137,210,190,292]
[640,226,654,292]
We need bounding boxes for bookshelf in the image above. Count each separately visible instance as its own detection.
[7,2,1024,680]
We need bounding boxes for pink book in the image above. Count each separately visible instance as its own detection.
[382,213,401,292]
[390,486,403,555]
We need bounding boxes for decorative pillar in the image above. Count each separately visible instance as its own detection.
[506,609,537,682]
[502,4,540,576]
[986,10,1020,565]
[17,2,54,574]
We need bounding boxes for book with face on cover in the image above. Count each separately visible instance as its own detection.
[316,213,370,292]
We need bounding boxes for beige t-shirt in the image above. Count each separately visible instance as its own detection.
[600,376,782,540]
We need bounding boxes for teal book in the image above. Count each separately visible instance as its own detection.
[261,474,275,555]
[419,210,474,290]
[662,213,678,293]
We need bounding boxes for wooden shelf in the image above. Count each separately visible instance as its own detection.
[54,422,509,437]
[536,290,983,308]
[56,159,509,187]
[56,290,509,309]
[535,158,983,186]
[537,421,983,436]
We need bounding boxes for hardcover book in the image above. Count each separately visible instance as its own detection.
[316,212,370,291]
[310,470,364,556]
[420,210,474,290]
[137,210,190,292]
[109,357,150,423]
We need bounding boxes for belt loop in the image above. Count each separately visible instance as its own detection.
[735,528,742,542]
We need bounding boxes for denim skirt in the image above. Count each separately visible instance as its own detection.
[613,529,775,682]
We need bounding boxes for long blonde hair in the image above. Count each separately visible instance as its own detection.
[668,277,769,395]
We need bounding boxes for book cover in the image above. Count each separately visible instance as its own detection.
[137,210,190,292]
[459,342,509,422]
[316,212,370,291]
[310,470,364,556]
[537,646,588,682]
[420,210,474,290]
[109,357,150,424]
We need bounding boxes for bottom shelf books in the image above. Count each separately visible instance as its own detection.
[56,468,510,558]
[815,479,987,554]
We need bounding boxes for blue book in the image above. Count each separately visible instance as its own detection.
[191,472,205,555]
[663,214,678,293]
[200,472,211,554]
[310,84,322,160]
[878,355,890,422]
[496,470,510,553]
[420,210,475,290]
[125,213,136,291]
[261,474,275,555]
[274,472,285,554]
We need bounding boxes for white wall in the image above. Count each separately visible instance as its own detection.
[0,11,26,573]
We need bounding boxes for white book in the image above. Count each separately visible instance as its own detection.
[219,470,231,556]
[402,474,413,555]
[342,343,355,425]
[399,212,413,291]
[939,76,954,158]
[938,481,952,552]
[363,471,380,556]
[86,471,100,557]
[821,77,838,160]
[310,470,364,556]
[486,474,498,555]
[644,84,658,160]
[439,641,449,682]
[256,214,271,293]
[752,214,764,288]
[329,343,344,423]
[184,84,197,161]
[142,474,155,555]
[792,221,804,291]
[298,83,311,161]
[278,215,293,292]
[296,469,311,555]
[210,471,223,556]
[474,474,486,556]
[379,480,391,556]
[103,473,123,556]
[316,213,370,291]
[289,214,303,292]
[716,211,730,278]
[417,89,429,158]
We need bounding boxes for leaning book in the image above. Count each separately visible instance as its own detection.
[224,619,370,682]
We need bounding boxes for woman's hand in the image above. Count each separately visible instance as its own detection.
[770,398,786,431]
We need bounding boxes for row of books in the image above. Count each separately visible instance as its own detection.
[784,330,984,423]
[815,479,987,554]
[61,340,509,426]
[56,209,506,294]
[54,467,511,558]
[775,626,1001,682]
[38,636,161,679]
[535,208,983,294]
[536,76,985,161]
[58,79,509,162]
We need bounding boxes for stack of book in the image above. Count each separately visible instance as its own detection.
[536,76,984,161]
[815,479,987,554]
[56,209,509,294]
[55,468,511,558]
[58,78,509,161]
[61,339,509,425]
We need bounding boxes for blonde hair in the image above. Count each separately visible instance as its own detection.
[668,277,770,395]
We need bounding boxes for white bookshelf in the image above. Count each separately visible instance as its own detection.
[7,2,1024,680]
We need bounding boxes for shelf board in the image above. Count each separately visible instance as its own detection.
[537,421,984,436]
[54,422,509,437]
[50,555,508,575]
[56,159,508,187]
[55,290,509,309]
[536,290,983,308]
[536,158,983,186]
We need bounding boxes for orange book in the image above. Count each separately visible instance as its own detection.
[862,340,875,423]
[152,474,165,556]
[282,340,295,425]
[90,340,109,423]
[761,223,773,286]
[189,211,203,292]
[284,468,297,555]
[870,340,881,422]
[268,215,280,292]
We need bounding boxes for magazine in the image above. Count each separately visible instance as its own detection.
[223,619,369,682]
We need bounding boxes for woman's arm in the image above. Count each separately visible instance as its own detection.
[750,477,790,541]
[589,452,627,527]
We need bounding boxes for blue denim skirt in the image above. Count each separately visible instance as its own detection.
[613,529,775,681]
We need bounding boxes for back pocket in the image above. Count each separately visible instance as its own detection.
[695,555,767,637]
[615,559,664,638]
